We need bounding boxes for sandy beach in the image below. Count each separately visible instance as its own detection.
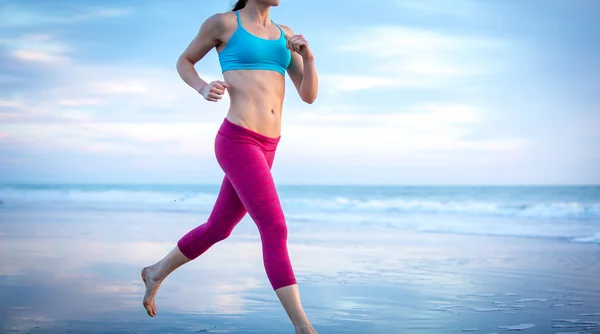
[1,205,599,333]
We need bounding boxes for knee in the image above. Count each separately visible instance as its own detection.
[210,227,233,242]
[262,219,288,240]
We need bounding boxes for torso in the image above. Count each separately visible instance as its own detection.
[215,11,290,138]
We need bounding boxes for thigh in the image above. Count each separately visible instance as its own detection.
[217,140,283,225]
[206,175,247,228]
[264,148,276,169]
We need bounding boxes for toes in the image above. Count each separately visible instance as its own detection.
[143,301,153,317]
[149,305,156,317]
[145,305,156,317]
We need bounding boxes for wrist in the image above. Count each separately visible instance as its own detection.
[193,82,207,93]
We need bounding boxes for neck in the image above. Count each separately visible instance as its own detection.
[242,1,271,27]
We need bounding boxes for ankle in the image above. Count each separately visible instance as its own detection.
[294,323,315,333]
[145,264,164,282]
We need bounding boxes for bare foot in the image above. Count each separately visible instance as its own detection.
[141,266,162,317]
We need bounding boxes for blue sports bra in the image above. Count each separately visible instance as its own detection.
[218,11,291,75]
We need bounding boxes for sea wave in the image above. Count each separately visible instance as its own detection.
[0,187,217,212]
[0,186,599,220]
[1,185,598,245]
[571,233,600,244]
[286,197,600,219]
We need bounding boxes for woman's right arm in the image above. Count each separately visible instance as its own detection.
[176,13,230,102]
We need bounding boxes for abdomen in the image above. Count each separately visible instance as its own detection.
[223,70,286,138]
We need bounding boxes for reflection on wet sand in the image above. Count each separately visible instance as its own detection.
[1,210,600,333]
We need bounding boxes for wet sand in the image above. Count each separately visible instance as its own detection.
[1,209,599,333]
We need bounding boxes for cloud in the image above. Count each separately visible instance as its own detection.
[12,49,66,62]
[0,1,597,184]
[1,122,220,158]
[339,26,503,56]
[276,102,527,167]
[399,54,499,76]
[1,34,70,63]
[0,5,131,28]
[319,74,409,93]
[59,99,105,107]
[1,32,226,125]
[92,81,150,95]
[0,32,524,168]
[327,25,509,92]
[1,98,527,167]
[287,103,482,127]
[0,100,24,108]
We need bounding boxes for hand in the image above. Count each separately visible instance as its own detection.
[285,34,312,60]
[198,80,229,102]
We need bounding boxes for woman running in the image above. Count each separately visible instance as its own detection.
[141,0,318,333]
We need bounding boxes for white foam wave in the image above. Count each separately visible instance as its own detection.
[1,186,599,222]
[286,197,600,219]
[0,187,216,212]
[571,233,600,244]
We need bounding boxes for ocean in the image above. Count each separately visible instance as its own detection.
[1,184,599,333]
[1,184,599,243]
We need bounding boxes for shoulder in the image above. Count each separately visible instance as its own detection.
[277,23,295,36]
[202,11,237,33]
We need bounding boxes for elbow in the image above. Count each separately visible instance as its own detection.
[176,55,186,71]
[176,54,193,73]
[175,56,183,74]
[301,92,317,104]
[303,97,316,104]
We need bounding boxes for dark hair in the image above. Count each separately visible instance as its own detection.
[231,0,247,11]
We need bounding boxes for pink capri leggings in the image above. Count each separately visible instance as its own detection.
[177,118,296,290]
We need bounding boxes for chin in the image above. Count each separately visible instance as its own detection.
[261,0,280,7]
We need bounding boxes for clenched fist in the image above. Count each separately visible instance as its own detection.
[198,80,229,102]
[285,34,313,60]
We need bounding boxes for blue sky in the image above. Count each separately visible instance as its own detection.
[1,0,598,185]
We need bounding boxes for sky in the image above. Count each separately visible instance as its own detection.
[0,0,599,185]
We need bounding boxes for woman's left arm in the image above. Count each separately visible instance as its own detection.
[279,24,318,104]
